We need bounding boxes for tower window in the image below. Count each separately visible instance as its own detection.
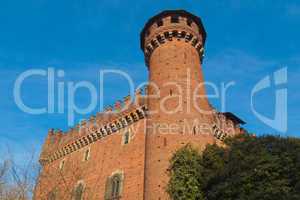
[83,148,90,161]
[169,89,173,96]
[59,160,65,170]
[171,15,179,23]
[73,182,84,200]
[123,131,130,145]
[157,19,163,27]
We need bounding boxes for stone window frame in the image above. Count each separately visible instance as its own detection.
[82,147,91,162]
[72,180,85,200]
[104,170,124,200]
[59,159,65,170]
[121,129,131,145]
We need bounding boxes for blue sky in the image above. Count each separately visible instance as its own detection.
[0,0,299,162]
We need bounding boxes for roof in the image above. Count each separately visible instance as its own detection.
[140,10,207,50]
[222,112,246,125]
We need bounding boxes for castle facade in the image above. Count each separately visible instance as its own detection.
[34,10,245,200]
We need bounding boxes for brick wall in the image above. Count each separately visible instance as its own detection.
[35,118,147,200]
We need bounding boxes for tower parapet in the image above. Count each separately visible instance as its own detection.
[141,10,206,66]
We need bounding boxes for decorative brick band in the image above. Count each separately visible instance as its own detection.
[42,106,148,165]
[143,30,204,66]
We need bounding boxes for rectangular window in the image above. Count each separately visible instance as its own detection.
[83,148,90,161]
[124,132,130,145]
[59,160,65,170]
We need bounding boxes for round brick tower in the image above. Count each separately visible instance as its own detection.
[141,10,216,199]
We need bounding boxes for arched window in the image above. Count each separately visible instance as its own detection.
[105,173,123,200]
[112,175,121,198]
[73,182,84,200]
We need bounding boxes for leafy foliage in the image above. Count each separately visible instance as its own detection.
[167,134,300,200]
[167,144,204,200]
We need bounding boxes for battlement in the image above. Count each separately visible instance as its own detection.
[39,88,148,165]
[140,10,206,66]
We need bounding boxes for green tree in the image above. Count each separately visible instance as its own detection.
[167,144,204,200]
[167,134,300,200]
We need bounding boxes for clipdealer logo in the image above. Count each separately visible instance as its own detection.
[251,67,288,132]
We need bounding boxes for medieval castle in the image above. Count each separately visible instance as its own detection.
[34,10,246,200]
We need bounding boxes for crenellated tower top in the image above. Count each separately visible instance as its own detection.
[140,10,207,66]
